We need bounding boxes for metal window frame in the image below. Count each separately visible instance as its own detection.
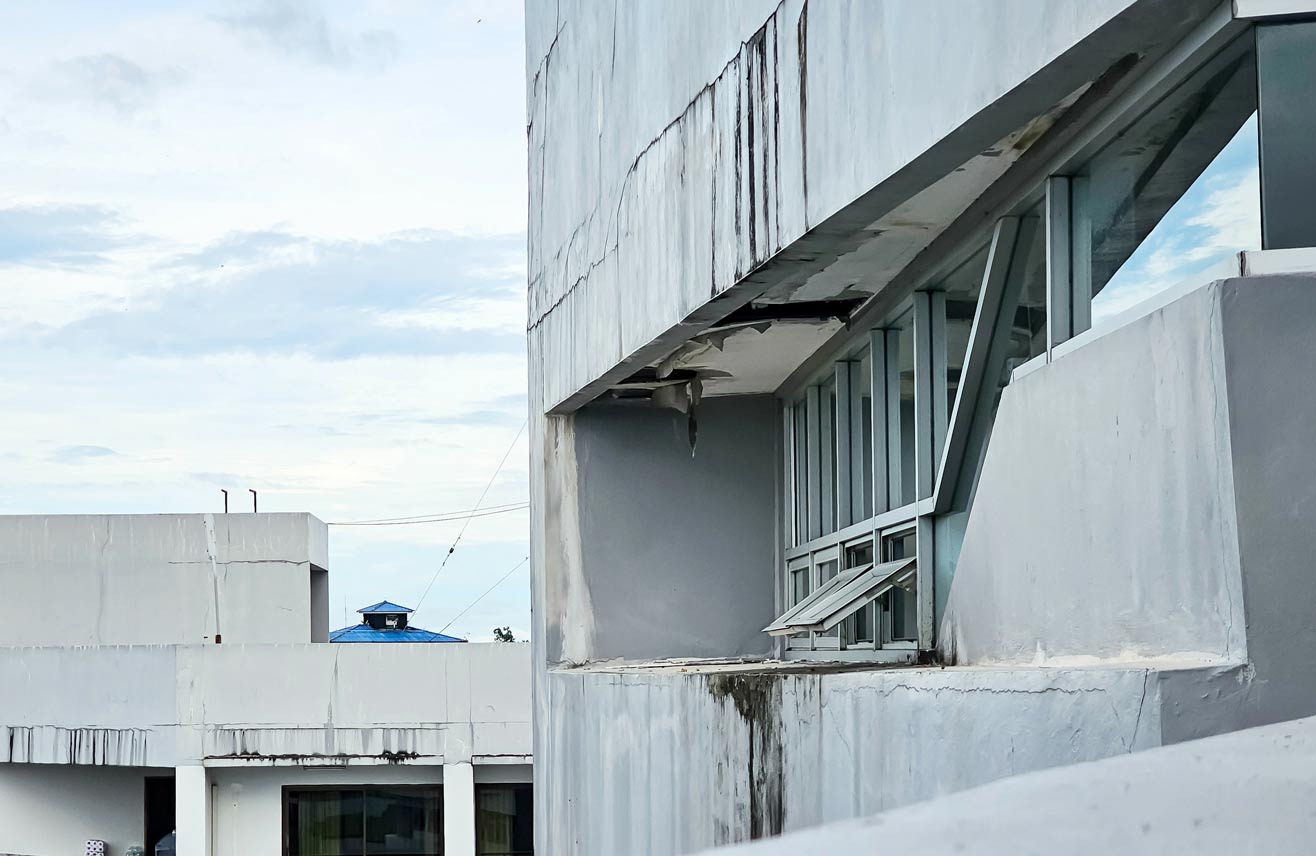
[775,9,1246,658]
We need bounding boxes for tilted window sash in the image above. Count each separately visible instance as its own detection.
[764,557,916,636]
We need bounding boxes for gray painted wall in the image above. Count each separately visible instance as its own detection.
[560,396,778,663]
[0,513,328,646]
[1220,275,1316,726]
[943,283,1246,665]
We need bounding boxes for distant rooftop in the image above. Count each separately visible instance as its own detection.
[330,599,465,644]
[357,600,414,615]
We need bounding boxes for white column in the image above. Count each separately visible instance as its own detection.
[443,761,476,856]
[175,765,210,856]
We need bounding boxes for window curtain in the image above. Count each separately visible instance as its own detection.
[297,792,348,856]
[475,787,517,855]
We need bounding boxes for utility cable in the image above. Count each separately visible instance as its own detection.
[414,418,528,613]
[438,556,529,634]
[329,503,528,526]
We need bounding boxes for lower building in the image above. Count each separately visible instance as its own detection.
[0,513,531,856]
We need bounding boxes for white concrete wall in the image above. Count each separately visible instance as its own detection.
[692,713,1316,856]
[525,0,1226,411]
[537,662,1248,855]
[0,763,171,856]
[0,514,328,646]
[943,281,1247,665]
[0,642,531,767]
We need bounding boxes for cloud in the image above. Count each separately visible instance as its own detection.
[0,204,127,265]
[219,0,398,70]
[49,445,118,463]
[38,53,182,116]
[18,228,527,360]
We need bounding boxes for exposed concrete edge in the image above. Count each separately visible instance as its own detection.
[543,0,1228,414]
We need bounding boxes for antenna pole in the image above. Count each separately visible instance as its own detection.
[249,489,258,513]
[221,489,228,513]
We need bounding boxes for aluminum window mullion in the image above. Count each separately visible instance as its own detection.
[915,514,935,651]
[1046,175,1073,355]
[835,363,853,529]
[848,360,867,520]
[805,386,822,541]
[869,330,889,516]
[929,292,949,478]
[819,383,835,536]
[932,216,1020,514]
[913,292,936,501]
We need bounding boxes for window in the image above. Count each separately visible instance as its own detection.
[773,26,1262,661]
[285,788,441,856]
[475,784,533,856]
[1062,32,1258,336]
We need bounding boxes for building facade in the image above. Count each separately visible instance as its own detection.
[0,513,532,856]
[525,1,1316,853]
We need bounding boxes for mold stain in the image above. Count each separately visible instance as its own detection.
[706,673,785,840]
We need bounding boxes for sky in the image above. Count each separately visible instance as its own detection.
[0,0,532,641]
[1093,115,1261,324]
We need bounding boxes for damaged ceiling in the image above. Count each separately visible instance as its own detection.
[606,91,1084,403]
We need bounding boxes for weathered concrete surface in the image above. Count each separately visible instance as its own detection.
[944,281,1246,666]
[546,397,778,664]
[526,0,1222,412]
[0,513,328,646]
[537,661,1246,856]
[0,642,531,767]
[695,712,1316,855]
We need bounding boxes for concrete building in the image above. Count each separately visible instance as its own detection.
[525,1,1316,853]
[0,514,532,856]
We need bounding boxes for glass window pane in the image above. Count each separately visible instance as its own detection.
[935,244,990,421]
[885,310,916,509]
[476,784,534,856]
[850,350,874,521]
[790,566,810,605]
[365,788,441,856]
[287,790,366,856]
[1075,34,1257,323]
[1003,205,1048,377]
[820,376,837,536]
[814,557,840,640]
[841,541,875,647]
[881,530,918,645]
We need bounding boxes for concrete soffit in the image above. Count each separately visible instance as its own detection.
[552,0,1234,414]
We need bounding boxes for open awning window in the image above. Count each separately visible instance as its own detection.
[763,557,916,637]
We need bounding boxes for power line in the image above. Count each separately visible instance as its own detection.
[329,503,529,526]
[438,556,529,634]
[415,418,528,613]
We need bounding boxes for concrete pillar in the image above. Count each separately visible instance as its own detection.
[443,762,476,856]
[175,766,210,856]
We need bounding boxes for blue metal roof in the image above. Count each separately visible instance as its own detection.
[329,624,466,643]
[357,600,414,615]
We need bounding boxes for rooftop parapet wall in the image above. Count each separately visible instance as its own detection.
[537,660,1246,856]
[0,513,327,646]
[0,642,532,767]
[943,278,1247,667]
